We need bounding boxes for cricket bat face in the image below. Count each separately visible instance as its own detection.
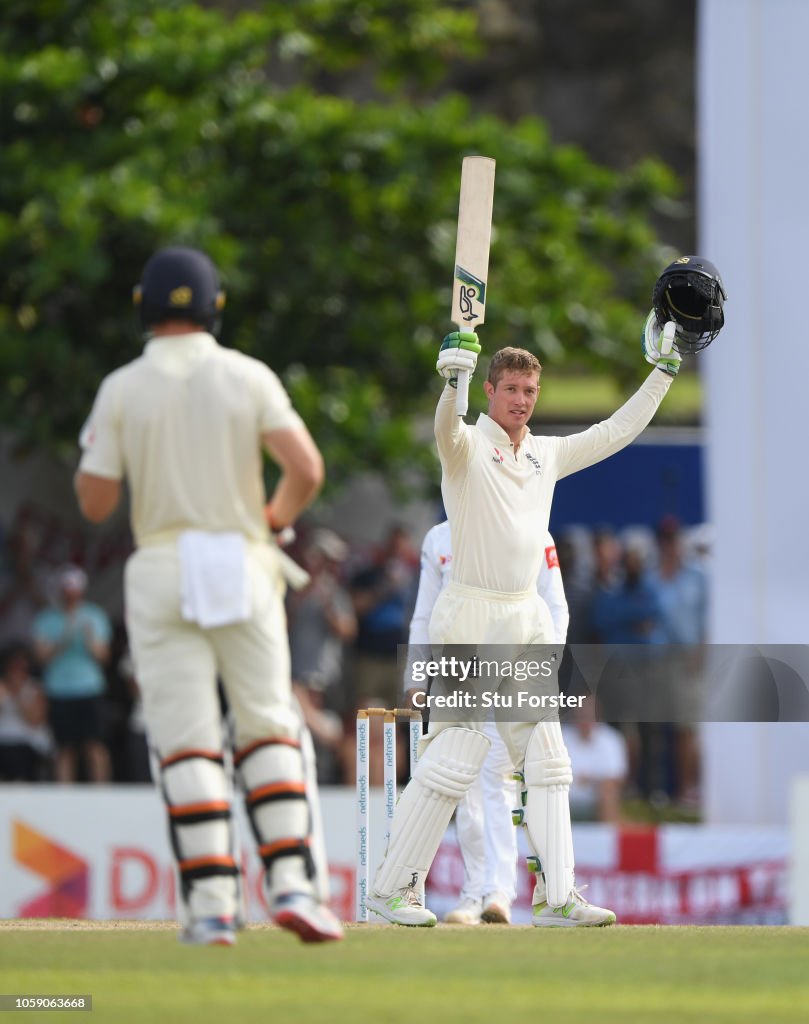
[451,156,496,330]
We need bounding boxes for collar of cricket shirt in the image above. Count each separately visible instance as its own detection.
[144,332,218,378]
[475,413,531,450]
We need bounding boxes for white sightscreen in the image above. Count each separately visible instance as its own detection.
[699,0,809,824]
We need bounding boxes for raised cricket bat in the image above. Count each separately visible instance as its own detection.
[451,155,496,416]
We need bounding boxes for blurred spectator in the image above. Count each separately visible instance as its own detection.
[579,524,623,642]
[684,522,713,569]
[288,528,357,784]
[652,516,707,807]
[555,530,592,644]
[348,525,419,709]
[590,536,667,800]
[0,521,49,647]
[592,525,622,586]
[31,565,112,783]
[0,643,52,781]
[563,697,628,823]
[590,537,662,647]
[556,529,594,696]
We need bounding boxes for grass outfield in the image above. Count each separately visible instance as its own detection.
[1,921,807,1024]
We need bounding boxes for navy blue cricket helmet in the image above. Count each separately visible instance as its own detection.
[652,255,726,353]
[133,246,225,334]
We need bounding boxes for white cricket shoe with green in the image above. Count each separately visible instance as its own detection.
[366,886,437,927]
[532,888,616,928]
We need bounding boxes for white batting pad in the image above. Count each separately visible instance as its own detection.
[373,727,490,897]
[523,721,575,908]
[161,754,238,921]
[237,739,313,898]
[163,756,232,861]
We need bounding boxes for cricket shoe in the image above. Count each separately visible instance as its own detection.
[480,892,512,925]
[366,886,437,927]
[271,892,344,943]
[532,888,616,928]
[443,896,482,925]
[179,916,237,946]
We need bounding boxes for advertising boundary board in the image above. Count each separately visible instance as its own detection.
[0,786,789,925]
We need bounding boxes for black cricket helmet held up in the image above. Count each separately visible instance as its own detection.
[133,246,225,333]
[652,255,726,353]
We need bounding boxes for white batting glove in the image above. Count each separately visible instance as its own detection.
[436,331,481,386]
[642,311,682,377]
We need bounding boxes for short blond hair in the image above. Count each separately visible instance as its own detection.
[486,347,542,388]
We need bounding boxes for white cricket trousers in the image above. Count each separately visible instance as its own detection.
[124,541,300,755]
[456,719,520,903]
[425,580,557,769]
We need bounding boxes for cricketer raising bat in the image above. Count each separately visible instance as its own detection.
[451,155,496,416]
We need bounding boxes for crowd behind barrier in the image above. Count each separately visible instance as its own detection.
[0,512,710,820]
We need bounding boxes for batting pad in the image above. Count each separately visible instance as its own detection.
[161,751,238,922]
[523,721,575,908]
[373,727,490,897]
[236,738,315,900]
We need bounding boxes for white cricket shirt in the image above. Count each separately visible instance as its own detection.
[78,332,303,546]
[408,520,570,648]
[435,367,672,594]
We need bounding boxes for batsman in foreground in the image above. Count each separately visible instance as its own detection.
[74,246,343,945]
[367,257,725,928]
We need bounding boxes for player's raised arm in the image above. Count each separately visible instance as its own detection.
[554,255,727,481]
[551,313,679,481]
[434,330,481,469]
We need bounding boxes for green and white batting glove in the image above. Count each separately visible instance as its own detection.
[642,311,682,377]
[436,331,482,387]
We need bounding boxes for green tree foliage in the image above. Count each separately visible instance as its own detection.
[1,0,681,487]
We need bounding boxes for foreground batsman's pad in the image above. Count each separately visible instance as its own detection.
[523,721,575,908]
[373,727,490,897]
[235,736,316,897]
[160,749,239,921]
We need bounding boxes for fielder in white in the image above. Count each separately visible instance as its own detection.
[367,313,680,927]
[74,246,343,946]
[407,521,569,925]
